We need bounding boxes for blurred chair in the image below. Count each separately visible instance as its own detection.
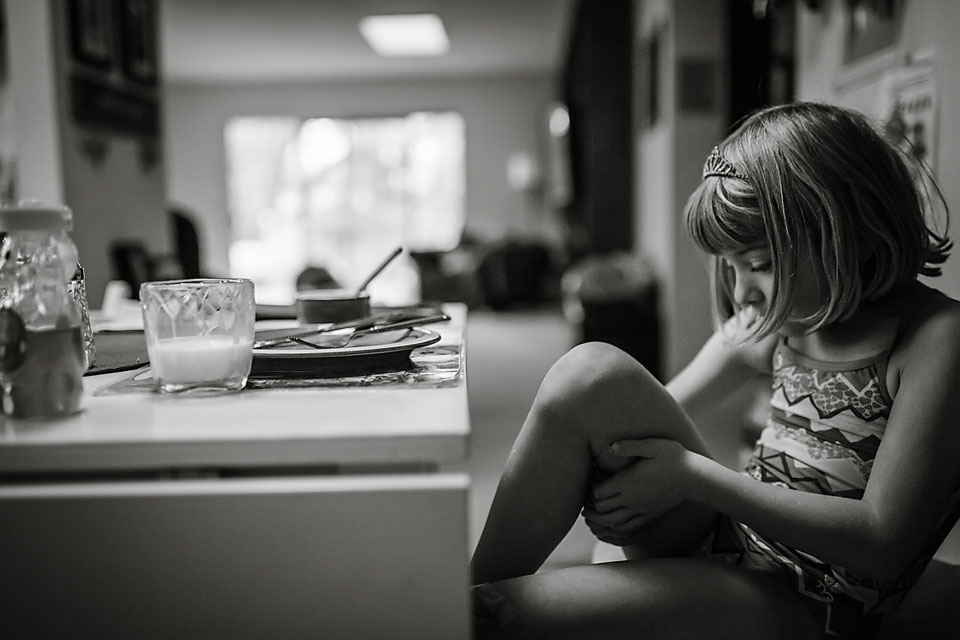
[476,239,553,309]
[562,252,662,380]
[410,249,483,307]
[169,206,203,279]
[109,240,156,295]
[109,240,183,296]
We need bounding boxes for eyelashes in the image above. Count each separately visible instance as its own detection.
[720,256,773,274]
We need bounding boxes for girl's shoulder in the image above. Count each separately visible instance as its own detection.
[887,284,960,391]
[895,284,960,346]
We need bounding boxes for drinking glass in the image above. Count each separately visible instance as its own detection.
[140,278,255,394]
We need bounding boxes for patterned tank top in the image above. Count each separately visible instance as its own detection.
[714,341,921,637]
[702,288,960,637]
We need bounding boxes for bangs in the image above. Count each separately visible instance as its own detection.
[684,178,765,255]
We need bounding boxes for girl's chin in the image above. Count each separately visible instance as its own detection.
[776,321,812,338]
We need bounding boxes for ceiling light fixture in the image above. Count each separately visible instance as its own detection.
[358,13,450,57]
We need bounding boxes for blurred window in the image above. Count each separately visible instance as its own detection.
[224,112,465,304]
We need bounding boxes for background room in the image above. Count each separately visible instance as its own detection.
[2,0,959,576]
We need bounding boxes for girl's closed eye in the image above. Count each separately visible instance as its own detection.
[722,250,773,274]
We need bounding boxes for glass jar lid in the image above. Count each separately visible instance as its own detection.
[0,202,72,232]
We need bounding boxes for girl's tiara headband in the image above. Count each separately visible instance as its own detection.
[702,147,748,181]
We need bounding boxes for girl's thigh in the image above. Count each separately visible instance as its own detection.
[474,558,822,640]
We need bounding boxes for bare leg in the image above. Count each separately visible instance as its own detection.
[473,558,822,640]
[471,342,719,585]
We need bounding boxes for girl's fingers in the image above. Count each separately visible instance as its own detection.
[583,512,646,545]
[590,492,622,513]
[620,513,648,531]
[582,506,636,527]
[584,519,631,544]
[592,472,629,502]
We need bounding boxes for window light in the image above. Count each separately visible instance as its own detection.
[358,13,450,57]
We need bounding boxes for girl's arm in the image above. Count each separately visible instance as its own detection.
[666,314,777,421]
[619,303,960,580]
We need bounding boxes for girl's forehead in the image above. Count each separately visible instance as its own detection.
[720,244,771,259]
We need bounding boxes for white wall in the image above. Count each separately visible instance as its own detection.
[796,0,960,300]
[163,74,560,278]
[636,0,960,376]
[798,0,960,566]
[634,0,727,378]
[5,0,62,203]
[4,0,170,305]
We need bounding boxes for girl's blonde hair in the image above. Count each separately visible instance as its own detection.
[684,101,952,339]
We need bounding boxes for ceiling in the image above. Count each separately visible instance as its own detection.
[160,0,576,84]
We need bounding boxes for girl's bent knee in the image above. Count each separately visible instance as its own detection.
[541,342,654,402]
[531,342,662,441]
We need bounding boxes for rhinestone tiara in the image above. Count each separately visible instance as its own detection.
[702,146,747,181]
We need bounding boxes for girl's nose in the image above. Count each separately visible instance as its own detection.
[733,274,764,307]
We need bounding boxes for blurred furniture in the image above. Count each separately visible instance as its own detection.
[0,304,471,638]
[109,239,156,294]
[109,208,202,297]
[411,248,483,307]
[0,475,468,640]
[109,239,183,295]
[0,304,468,474]
[476,239,554,309]
[169,206,203,279]
[562,252,662,380]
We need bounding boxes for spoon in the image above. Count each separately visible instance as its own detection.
[354,246,403,296]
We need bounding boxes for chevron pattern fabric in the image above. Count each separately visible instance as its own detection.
[701,342,909,637]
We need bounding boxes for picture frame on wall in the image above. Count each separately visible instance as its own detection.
[843,0,905,66]
[880,54,938,176]
[119,0,157,85]
[69,0,114,69]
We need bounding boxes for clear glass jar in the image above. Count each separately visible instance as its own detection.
[0,203,85,419]
[69,262,96,368]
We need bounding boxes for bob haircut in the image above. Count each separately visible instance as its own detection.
[684,102,951,339]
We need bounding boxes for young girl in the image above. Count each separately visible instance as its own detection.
[470,102,960,639]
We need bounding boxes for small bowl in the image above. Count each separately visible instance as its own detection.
[295,289,371,324]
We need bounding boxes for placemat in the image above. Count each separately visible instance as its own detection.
[92,344,463,395]
[84,331,150,376]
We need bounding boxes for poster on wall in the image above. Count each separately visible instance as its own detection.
[878,54,938,175]
[69,0,114,69]
[67,0,159,143]
[119,0,157,85]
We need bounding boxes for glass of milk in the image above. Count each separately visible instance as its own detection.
[140,278,255,394]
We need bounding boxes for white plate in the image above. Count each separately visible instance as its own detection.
[250,328,440,378]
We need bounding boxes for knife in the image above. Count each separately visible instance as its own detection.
[253,311,449,349]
